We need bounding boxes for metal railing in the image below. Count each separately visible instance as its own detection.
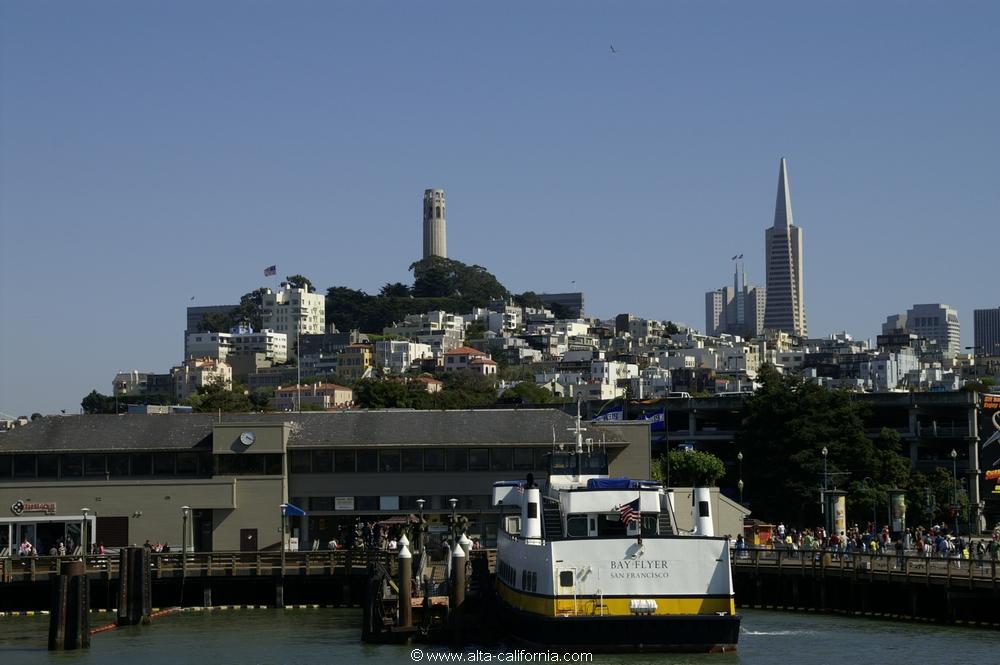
[0,549,395,584]
[731,545,999,587]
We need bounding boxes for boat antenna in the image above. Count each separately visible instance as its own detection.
[570,397,585,454]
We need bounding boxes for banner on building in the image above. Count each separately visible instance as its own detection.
[592,407,623,422]
[980,394,1000,508]
[638,408,666,432]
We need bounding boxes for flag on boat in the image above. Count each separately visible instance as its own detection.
[264,265,277,276]
[593,406,623,422]
[618,497,640,525]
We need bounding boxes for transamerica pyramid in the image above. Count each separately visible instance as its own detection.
[763,158,807,336]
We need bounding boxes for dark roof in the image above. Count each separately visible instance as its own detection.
[0,410,623,453]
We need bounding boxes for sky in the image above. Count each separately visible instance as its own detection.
[1,1,998,417]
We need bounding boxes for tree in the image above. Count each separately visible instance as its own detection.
[325,286,372,331]
[198,312,233,333]
[664,321,681,335]
[285,274,316,293]
[30,413,43,421]
[735,364,877,524]
[354,379,431,409]
[81,390,115,414]
[186,384,253,413]
[655,450,726,487]
[498,382,556,405]
[234,288,268,330]
[379,282,411,298]
[432,371,498,409]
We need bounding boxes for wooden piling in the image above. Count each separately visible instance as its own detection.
[48,560,89,650]
[451,545,466,610]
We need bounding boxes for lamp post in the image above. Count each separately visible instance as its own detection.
[737,451,744,504]
[181,505,190,576]
[416,498,425,555]
[81,507,90,557]
[449,498,458,547]
[950,449,958,535]
[821,447,828,532]
[863,478,876,533]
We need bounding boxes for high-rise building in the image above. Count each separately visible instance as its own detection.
[705,258,765,338]
[262,282,326,357]
[974,307,1000,356]
[763,158,807,337]
[423,188,447,259]
[882,303,961,358]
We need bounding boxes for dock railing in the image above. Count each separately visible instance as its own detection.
[731,545,999,589]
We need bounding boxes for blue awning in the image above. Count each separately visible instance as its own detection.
[281,503,307,517]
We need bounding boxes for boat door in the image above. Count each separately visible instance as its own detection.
[555,568,578,615]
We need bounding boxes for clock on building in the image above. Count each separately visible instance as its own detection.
[239,431,256,447]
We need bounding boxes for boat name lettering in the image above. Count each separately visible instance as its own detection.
[609,559,669,570]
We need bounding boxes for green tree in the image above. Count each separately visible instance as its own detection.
[354,379,432,409]
[186,384,253,413]
[325,286,372,331]
[735,364,877,524]
[655,450,726,487]
[81,390,115,414]
[285,274,316,293]
[498,381,555,405]
[234,288,268,330]
[198,311,234,333]
[30,413,43,421]
[432,371,498,409]
[379,282,411,298]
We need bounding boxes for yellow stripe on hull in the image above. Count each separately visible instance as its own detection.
[496,580,736,618]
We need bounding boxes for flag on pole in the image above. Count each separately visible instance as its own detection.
[264,265,277,276]
[618,497,640,525]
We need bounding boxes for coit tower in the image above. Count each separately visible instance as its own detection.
[422,188,447,259]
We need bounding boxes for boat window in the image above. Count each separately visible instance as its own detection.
[550,452,576,475]
[641,515,658,536]
[596,514,628,538]
[559,570,574,587]
[527,502,538,519]
[567,516,588,538]
[504,516,521,535]
[580,451,608,475]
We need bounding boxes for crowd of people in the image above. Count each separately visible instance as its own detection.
[734,521,1000,566]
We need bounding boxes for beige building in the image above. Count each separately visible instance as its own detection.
[273,383,353,411]
[262,284,326,356]
[337,344,373,381]
[171,358,233,401]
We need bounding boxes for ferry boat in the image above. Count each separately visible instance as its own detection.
[491,413,740,652]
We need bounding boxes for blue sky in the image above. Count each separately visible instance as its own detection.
[1,1,998,417]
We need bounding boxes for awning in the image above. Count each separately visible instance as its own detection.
[281,503,307,517]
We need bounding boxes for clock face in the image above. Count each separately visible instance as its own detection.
[239,431,256,447]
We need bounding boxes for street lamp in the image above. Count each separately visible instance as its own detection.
[950,449,958,535]
[416,498,426,554]
[737,452,744,504]
[863,478,876,533]
[821,447,828,532]
[821,447,828,491]
[81,507,90,557]
[181,506,190,576]
[449,498,458,546]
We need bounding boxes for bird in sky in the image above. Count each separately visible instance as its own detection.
[610,44,621,54]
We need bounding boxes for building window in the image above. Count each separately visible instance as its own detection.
[513,448,533,471]
[153,453,175,476]
[490,447,512,471]
[468,448,489,471]
[334,450,356,472]
[357,450,378,473]
[60,454,84,478]
[312,449,333,473]
[290,451,312,473]
[379,450,401,473]
[13,454,35,479]
[37,455,59,478]
[401,450,423,472]
[131,454,153,476]
[107,454,130,478]
[424,448,445,470]
[446,448,468,472]
[176,452,200,475]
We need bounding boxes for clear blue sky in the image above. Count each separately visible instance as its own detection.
[1,1,998,417]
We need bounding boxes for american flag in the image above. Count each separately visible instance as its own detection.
[264,265,277,276]
[618,497,640,525]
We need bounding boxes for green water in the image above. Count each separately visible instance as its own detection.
[0,608,993,664]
